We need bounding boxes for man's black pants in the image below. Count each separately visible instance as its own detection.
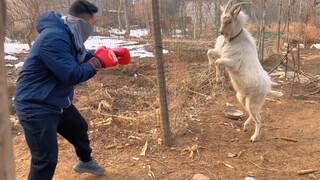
[19,104,92,180]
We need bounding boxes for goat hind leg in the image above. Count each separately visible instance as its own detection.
[250,112,261,142]
[241,95,252,131]
[246,99,262,142]
[244,97,262,141]
[243,116,252,132]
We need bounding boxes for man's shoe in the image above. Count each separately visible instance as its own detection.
[73,157,105,175]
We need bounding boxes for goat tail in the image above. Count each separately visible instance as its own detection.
[269,90,283,98]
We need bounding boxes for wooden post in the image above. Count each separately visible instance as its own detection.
[0,1,16,179]
[151,0,172,147]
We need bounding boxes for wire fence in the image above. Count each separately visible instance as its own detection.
[2,1,257,55]
[4,0,320,63]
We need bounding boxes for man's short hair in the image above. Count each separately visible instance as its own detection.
[69,0,98,21]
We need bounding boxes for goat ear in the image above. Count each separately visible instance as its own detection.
[220,5,225,12]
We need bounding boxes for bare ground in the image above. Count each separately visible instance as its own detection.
[8,45,320,180]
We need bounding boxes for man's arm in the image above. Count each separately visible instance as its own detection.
[84,50,95,62]
[39,33,97,85]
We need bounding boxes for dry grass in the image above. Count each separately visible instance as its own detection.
[290,23,320,44]
[167,60,217,127]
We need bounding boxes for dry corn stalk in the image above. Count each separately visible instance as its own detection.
[147,165,155,179]
[97,100,112,113]
[181,145,206,158]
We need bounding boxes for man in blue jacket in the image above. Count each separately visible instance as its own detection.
[14,1,131,179]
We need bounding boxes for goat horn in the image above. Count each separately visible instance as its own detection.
[230,2,249,15]
[225,0,233,12]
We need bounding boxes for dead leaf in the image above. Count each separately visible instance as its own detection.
[181,145,205,158]
[106,143,117,150]
[309,173,317,179]
[266,97,281,104]
[128,135,142,141]
[237,150,245,159]
[217,161,234,168]
[103,118,112,125]
[227,153,237,158]
[140,141,148,156]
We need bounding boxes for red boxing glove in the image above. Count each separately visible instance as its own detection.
[111,47,131,65]
[87,46,118,71]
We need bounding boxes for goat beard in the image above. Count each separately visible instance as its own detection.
[223,34,232,42]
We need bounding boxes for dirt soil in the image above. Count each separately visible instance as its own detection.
[8,44,320,180]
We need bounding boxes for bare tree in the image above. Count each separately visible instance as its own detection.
[198,0,203,32]
[118,0,123,31]
[0,0,16,179]
[286,0,291,42]
[260,0,266,61]
[124,0,130,37]
[277,0,282,53]
[7,0,41,47]
[213,0,221,37]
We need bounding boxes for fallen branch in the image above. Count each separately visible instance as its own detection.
[297,169,317,175]
[203,168,217,179]
[186,88,211,98]
[250,161,278,172]
[275,137,298,142]
[237,150,245,159]
[148,157,171,169]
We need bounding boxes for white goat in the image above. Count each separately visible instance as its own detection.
[310,43,320,49]
[208,0,277,142]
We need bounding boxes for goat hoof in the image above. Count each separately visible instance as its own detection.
[250,136,258,142]
[243,125,249,132]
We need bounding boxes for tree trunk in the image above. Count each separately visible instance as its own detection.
[193,0,197,39]
[151,0,172,147]
[277,0,282,53]
[260,0,266,61]
[180,1,186,36]
[214,0,221,37]
[198,0,202,32]
[298,0,302,22]
[287,0,291,43]
[0,1,16,179]
[118,0,123,31]
[123,0,130,37]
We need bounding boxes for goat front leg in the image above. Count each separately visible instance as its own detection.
[207,49,219,66]
[208,49,224,83]
[215,61,223,83]
[215,58,228,83]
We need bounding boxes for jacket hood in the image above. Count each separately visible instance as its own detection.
[36,12,66,33]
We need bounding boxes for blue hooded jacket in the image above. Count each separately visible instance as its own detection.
[14,12,97,117]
